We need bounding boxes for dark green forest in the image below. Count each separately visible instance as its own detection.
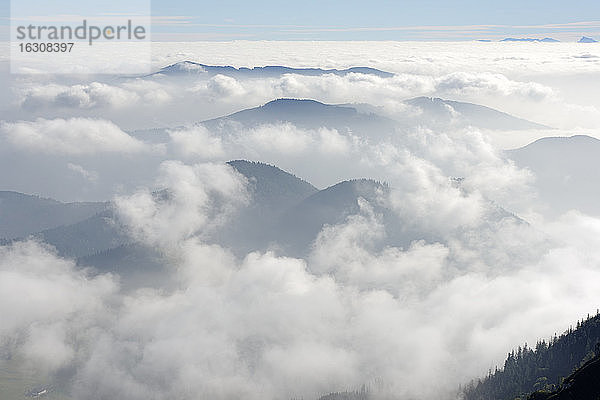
[463,311,600,400]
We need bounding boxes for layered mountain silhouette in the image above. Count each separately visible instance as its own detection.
[130,97,550,150]
[79,243,170,290]
[501,38,560,42]
[578,36,598,43]
[198,97,549,137]
[404,97,550,130]
[200,98,398,136]
[212,160,318,254]
[507,135,600,216]
[141,62,550,134]
[227,160,317,212]
[275,179,393,255]
[2,159,524,283]
[149,61,393,78]
[0,191,106,240]
[32,209,128,259]
[5,132,596,286]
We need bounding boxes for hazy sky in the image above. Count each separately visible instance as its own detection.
[151,0,600,41]
[2,0,600,41]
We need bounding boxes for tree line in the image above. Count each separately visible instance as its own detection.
[463,311,600,400]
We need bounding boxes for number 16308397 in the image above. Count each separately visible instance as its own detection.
[19,42,75,52]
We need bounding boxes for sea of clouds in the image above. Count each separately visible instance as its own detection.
[1,41,600,400]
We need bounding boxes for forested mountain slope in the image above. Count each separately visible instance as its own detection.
[464,313,600,400]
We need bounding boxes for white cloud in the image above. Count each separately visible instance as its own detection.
[201,74,247,98]
[311,199,449,295]
[240,123,315,154]
[2,41,600,400]
[0,241,116,373]
[115,161,249,247]
[317,127,353,155]
[6,42,600,132]
[0,118,148,155]
[121,80,173,105]
[434,72,555,101]
[2,156,600,400]
[67,162,99,182]
[168,126,226,159]
[20,82,140,110]
[167,123,354,163]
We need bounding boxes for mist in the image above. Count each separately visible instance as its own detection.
[1,40,600,400]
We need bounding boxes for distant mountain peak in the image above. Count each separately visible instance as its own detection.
[501,37,559,42]
[226,160,318,209]
[228,97,360,121]
[579,36,598,43]
[0,191,107,240]
[263,98,327,106]
[259,98,353,112]
[227,159,317,192]
[541,37,560,42]
[507,134,600,217]
[501,38,537,42]
[149,62,393,78]
[165,61,207,72]
[298,178,388,209]
[405,96,551,130]
[200,97,392,133]
[517,134,600,150]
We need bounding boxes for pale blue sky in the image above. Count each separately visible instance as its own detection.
[2,0,600,41]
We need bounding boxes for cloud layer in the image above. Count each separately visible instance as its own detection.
[2,158,599,400]
[1,41,600,400]
[0,118,147,155]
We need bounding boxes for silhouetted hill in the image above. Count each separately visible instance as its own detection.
[276,179,392,254]
[32,209,128,259]
[0,191,107,239]
[201,98,398,136]
[150,61,393,78]
[502,38,540,42]
[131,96,549,149]
[405,97,550,130]
[228,160,317,213]
[212,160,318,254]
[500,38,560,43]
[79,243,171,291]
[283,178,383,223]
[507,135,600,216]
[2,160,524,270]
[199,96,546,140]
[225,98,354,125]
[578,37,598,43]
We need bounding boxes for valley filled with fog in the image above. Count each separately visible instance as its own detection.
[1,41,600,400]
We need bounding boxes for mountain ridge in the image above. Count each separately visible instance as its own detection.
[501,38,560,43]
[149,61,394,78]
[405,97,551,130]
[506,135,600,216]
[0,191,107,240]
